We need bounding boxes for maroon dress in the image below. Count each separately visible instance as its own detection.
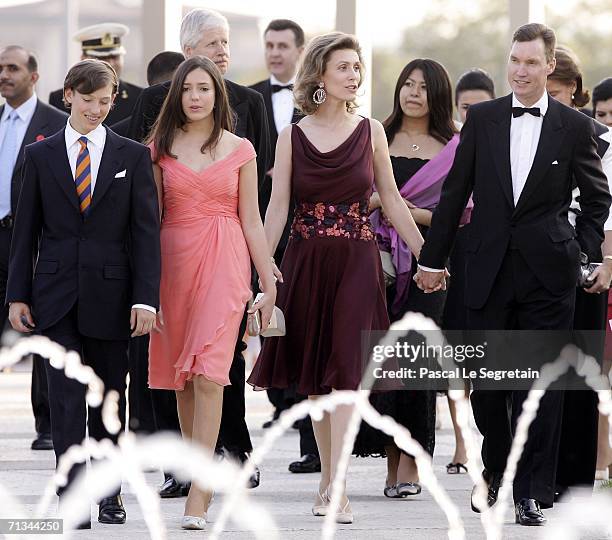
[247,118,389,395]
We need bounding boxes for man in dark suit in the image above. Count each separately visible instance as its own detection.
[7,59,160,529]
[415,23,611,525]
[0,45,67,452]
[111,51,184,138]
[249,19,320,474]
[48,23,142,126]
[126,7,270,496]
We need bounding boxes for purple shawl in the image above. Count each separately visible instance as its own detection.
[371,134,473,315]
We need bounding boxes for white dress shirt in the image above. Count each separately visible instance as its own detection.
[510,92,549,205]
[270,74,296,134]
[0,92,37,165]
[418,91,549,274]
[569,127,612,231]
[64,119,155,314]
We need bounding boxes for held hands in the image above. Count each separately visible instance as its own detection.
[8,302,35,333]
[584,260,612,294]
[248,290,277,332]
[258,261,284,290]
[130,307,157,337]
[413,267,450,294]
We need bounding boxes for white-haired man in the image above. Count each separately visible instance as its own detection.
[127,8,270,497]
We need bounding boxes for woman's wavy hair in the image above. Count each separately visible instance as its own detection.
[147,56,234,162]
[549,46,590,108]
[293,32,364,115]
[383,59,457,145]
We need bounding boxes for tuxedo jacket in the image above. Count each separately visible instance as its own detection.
[249,79,302,246]
[6,127,161,340]
[126,78,271,190]
[419,94,611,310]
[49,79,142,126]
[0,100,67,215]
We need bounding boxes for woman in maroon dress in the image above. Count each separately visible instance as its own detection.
[247,32,427,523]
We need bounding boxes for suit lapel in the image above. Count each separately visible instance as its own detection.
[46,129,80,211]
[14,101,47,175]
[513,96,565,215]
[262,80,278,142]
[486,94,514,208]
[90,127,122,212]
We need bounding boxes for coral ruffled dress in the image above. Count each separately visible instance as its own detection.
[148,139,255,390]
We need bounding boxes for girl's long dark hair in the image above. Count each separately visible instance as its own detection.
[383,59,457,146]
[147,56,234,162]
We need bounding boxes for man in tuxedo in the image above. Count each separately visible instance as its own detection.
[127,7,270,496]
[415,23,610,525]
[249,19,320,474]
[0,46,67,452]
[7,59,160,528]
[49,23,142,126]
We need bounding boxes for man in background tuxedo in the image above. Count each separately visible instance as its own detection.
[415,23,610,525]
[127,7,270,496]
[250,19,320,475]
[111,51,184,138]
[49,23,142,126]
[0,45,67,451]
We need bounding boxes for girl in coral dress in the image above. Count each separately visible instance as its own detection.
[147,56,276,530]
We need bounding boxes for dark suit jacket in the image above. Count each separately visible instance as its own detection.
[126,79,271,190]
[249,79,302,229]
[49,80,142,126]
[419,94,611,310]
[6,127,161,340]
[0,100,67,215]
[110,116,131,137]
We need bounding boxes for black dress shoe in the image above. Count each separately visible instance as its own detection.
[515,498,546,526]
[288,454,321,474]
[98,495,126,524]
[235,452,260,489]
[75,519,91,530]
[471,469,502,513]
[158,475,190,498]
[31,433,53,451]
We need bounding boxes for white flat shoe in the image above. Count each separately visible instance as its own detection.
[181,515,207,530]
[312,490,329,516]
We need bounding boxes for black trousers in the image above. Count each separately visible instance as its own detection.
[127,335,156,433]
[555,287,606,489]
[41,305,128,495]
[150,310,253,456]
[0,226,51,436]
[468,248,574,507]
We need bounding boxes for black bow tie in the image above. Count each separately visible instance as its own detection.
[271,83,293,93]
[512,106,541,118]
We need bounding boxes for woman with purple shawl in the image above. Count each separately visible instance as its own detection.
[353,59,470,498]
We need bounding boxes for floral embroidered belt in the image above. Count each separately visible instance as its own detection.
[290,201,374,241]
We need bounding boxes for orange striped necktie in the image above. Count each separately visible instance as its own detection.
[75,136,92,215]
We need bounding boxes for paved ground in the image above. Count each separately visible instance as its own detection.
[1,354,611,540]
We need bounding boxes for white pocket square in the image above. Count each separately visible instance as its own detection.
[552,160,559,165]
[114,169,127,178]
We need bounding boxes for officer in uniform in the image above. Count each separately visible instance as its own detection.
[48,23,142,125]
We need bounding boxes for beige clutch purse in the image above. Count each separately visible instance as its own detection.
[247,293,286,337]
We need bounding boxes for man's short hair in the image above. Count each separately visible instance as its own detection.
[146,51,185,86]
[63,59,118,107]
[0,45,38,73]
[512,23,556,63]
[180,8,229,52]
[264,19,305,48]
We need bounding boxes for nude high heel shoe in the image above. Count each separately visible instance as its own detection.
[181,515,207,530]
[312,489,329,516]
[334,497,353,524]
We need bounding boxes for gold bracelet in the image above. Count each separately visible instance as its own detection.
[604,255,612,262]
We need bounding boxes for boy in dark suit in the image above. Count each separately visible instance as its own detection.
[7,59,160,528]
